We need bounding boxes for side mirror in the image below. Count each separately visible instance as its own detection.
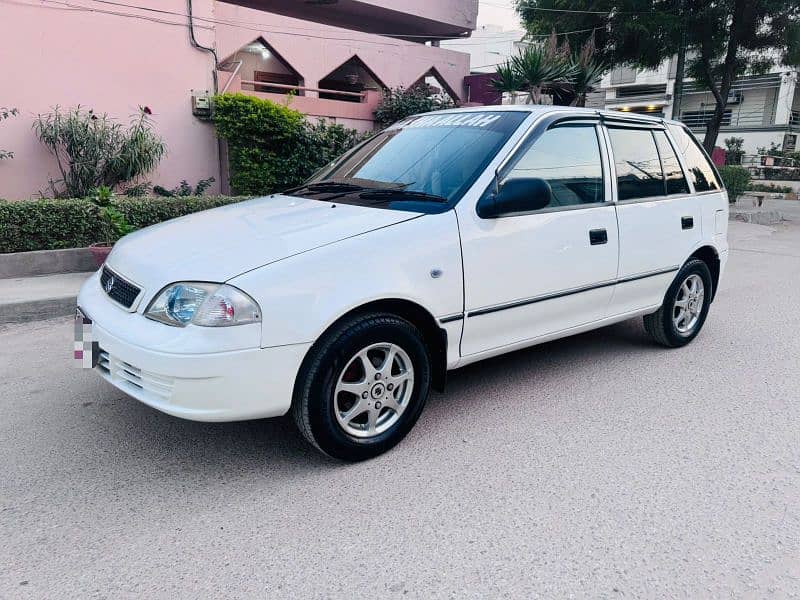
[477,178,552,218]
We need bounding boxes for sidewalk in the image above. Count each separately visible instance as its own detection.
[730,196,800,225]
[0,272,93,324]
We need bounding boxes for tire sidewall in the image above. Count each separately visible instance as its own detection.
[306,316,431,461]
[663,259,713,346]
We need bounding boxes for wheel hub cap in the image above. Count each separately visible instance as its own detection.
[673,274,705,335]
[333,342,414,439]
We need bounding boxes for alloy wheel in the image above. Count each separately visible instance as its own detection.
[333,343,414,438]
[673,273,705,335]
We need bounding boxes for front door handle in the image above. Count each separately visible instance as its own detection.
[589,228,608,245]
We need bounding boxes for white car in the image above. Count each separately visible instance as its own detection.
[76,106,729,461]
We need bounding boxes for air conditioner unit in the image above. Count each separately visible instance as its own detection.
[726,90,743,104]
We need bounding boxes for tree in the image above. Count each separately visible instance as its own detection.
[491,36,603,106]
[515,0,800,152]
[569,38,606,106]
[490,62,526,100]
[510,38,576,104]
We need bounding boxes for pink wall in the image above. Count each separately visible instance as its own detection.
[0,0,220,200]
[214,3,470,103]
[0,0,472,200]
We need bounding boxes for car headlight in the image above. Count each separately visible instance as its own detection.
[145,282,261,327]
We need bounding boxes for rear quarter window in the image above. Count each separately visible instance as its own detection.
[667,124,721,192]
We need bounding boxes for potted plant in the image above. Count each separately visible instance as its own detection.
[88,185,134,267]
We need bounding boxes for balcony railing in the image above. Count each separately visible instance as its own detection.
[239,80,368,103]
[680,107,773,129]
[217,70,383,129]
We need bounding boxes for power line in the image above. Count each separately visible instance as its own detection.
[483,0,662,15]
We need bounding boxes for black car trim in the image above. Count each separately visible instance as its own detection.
[467,266,680,318]
[439,313,465,324]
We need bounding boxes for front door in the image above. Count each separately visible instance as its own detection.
[457,119,620,358]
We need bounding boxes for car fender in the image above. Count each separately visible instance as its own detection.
[228,210,464,351]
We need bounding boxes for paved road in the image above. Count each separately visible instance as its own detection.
[2,221,799,599]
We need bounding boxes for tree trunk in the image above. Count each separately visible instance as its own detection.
[701,0,745,154]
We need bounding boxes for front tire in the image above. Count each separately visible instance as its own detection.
[292,312,431,461]
[644,258,713,348]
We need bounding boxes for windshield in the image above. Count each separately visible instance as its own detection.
[290,111,528,212]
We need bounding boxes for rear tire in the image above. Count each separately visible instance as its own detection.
[292,312,431,461]
[644,259,713,348]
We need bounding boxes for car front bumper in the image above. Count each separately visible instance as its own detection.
[78,272,310,422]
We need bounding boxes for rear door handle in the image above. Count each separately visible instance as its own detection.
[682,216,694,230]
[589,228,608,245]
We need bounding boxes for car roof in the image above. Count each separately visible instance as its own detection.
[425,104,683,127]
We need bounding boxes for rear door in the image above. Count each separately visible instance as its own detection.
[605,120,702,315]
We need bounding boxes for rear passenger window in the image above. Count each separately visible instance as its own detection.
[505,125,604,207]
[654,131,690,195]
[667,124,721,192]
[608,128,664,200]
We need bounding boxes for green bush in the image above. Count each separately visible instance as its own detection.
[115,196,252,230]
[212,93,364,196]
[747,182,793,194]
[0,196,250,254]
[718,166,751,204]
[33,106,166,198]
[373,86,456,127]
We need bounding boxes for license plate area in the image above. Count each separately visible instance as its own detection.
[74,308,99,368]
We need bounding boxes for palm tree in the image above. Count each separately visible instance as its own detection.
[507,39,576,104]
[490,61,525,102]
[568,38,606,107]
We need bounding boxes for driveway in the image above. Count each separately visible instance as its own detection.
[1,220,799,598]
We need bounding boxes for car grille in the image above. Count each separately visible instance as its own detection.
[97,349,174,401]
[100,266,141,309]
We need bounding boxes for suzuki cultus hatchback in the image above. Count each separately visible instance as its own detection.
[76,106,729,461]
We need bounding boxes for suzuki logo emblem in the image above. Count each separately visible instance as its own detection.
[104,275,115,294]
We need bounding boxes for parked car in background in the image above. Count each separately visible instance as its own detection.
[76,106,729,461]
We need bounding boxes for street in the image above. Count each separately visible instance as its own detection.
[1,220,799,598]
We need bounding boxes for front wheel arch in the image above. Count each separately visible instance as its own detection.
[293,299,448,399]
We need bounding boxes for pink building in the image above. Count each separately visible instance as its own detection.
[0,0,476,199]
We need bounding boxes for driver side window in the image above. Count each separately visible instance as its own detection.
[504,124,605,208]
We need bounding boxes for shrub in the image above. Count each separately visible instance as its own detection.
[747,182,793,194]
[153,177,216,197]
[0,199,110,253]
[373,86,457,127]
[0,196,251,253]
[212,94,363,196]
[724,137,745,165]
[718,166,751,203]
[114,196,251,230]
[33,105,166,198]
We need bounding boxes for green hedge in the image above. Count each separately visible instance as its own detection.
[212,93,364,196]
[0,196,251,254]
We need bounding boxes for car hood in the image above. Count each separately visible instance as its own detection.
[105,194,421,295]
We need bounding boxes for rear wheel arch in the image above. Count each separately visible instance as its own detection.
[688,245,720,302]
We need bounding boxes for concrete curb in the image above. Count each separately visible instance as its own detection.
[0,247,96,279]
[730,209,785,225]
[0,295,77,325]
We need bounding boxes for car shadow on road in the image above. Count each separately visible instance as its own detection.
[94,317,658,474]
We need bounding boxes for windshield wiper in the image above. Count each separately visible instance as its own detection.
[358,189,448,203]
[284,180,366,195]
